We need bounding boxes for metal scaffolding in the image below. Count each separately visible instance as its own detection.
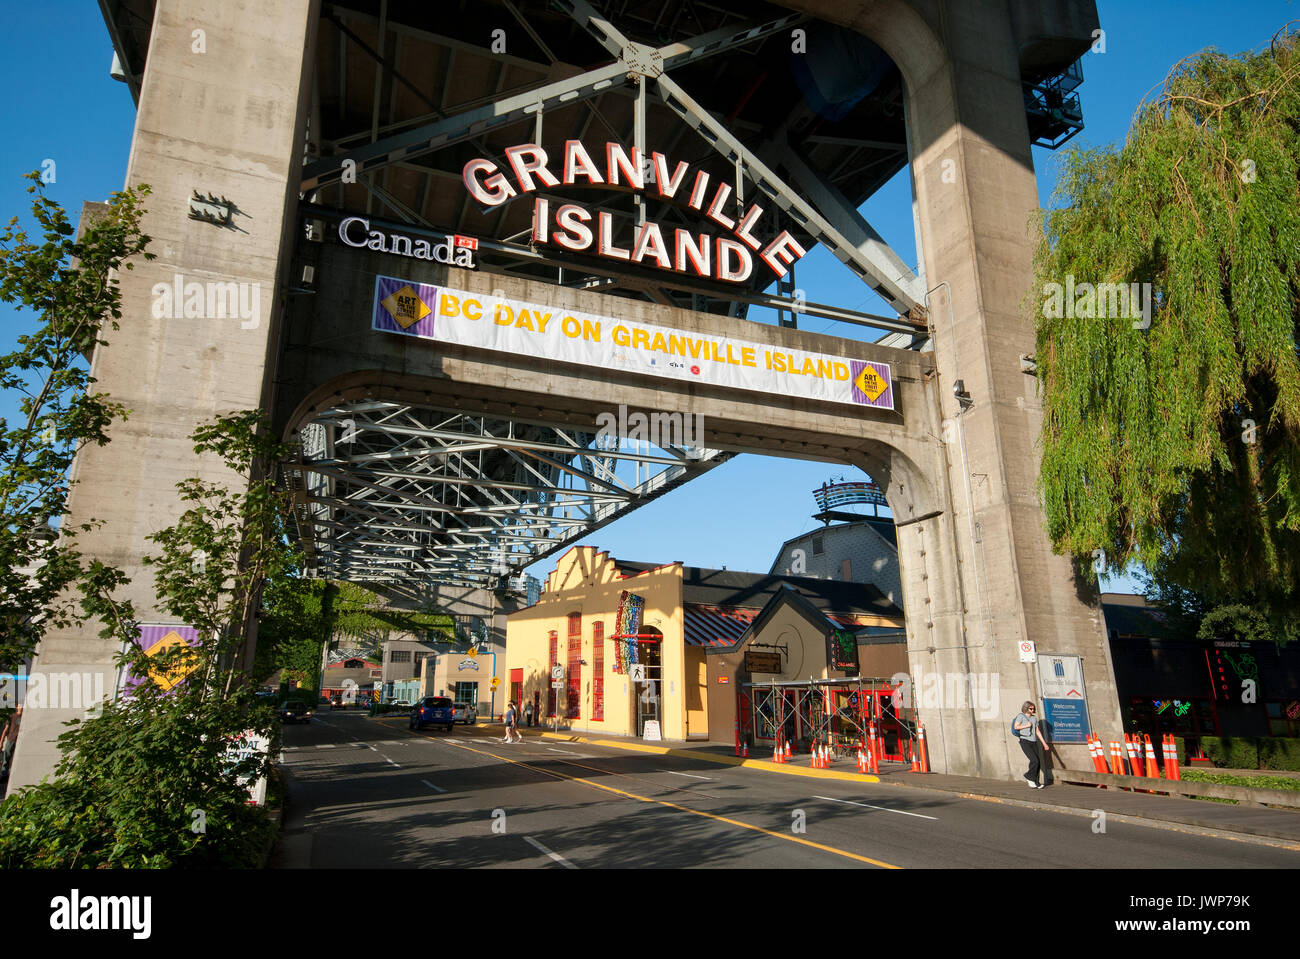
[740,677,917,761]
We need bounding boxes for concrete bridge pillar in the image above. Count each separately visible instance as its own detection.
[793,0,1121,778]
[6,0,318,792]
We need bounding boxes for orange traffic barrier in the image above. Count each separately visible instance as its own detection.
[1143,734,1161,778]
[1163,734,1181,781]
[1124,735,1142,777]
[1108,741,1126,776]
[917,726,931,773]
[1088,735,1108,773]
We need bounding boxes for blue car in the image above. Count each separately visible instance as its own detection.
[410,695,455,732]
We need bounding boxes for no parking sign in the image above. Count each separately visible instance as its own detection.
[1018,640,1036,664]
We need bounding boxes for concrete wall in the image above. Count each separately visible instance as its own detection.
[780,0,1119,778]
[7,0,320,792]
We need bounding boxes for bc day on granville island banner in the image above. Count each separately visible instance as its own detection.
[369,275,895,410]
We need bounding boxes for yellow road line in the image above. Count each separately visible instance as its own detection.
[538,732,881,783]
[443,736,900,869]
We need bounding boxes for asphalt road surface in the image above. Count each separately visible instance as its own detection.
[272,711,1300,869]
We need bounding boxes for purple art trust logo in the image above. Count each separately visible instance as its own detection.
[371,276,439,337]
[124,624,203,695]
[849,360,893,409]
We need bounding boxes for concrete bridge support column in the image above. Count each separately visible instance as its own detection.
[6,0,318,792]
[899,3,1123,779]
[794,0,1120,779]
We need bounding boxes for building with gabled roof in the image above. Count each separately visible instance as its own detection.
[505,545,904,741]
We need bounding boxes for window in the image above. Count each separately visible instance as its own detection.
[454,681,478,706]
[547,630,558,718]
[841,559,852,581]
[812,536,824,556]
[592,622,604,721]
[1267,701,1300,737]
[567,626,582,719]
[389,650,411,663]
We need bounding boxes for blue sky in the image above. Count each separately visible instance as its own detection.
[1,1,1294,592]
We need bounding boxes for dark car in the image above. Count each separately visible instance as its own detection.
[410,696,455,732]
[280,700,312,724]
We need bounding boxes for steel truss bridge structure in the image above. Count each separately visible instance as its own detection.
[284,400,728,589]
[217,0,1084,590]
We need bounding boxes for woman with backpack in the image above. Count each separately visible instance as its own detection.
[1013,701,1052,787]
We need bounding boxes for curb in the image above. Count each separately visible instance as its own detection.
[537,731,880,784]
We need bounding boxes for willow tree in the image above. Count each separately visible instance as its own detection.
[1032,27,1300,640]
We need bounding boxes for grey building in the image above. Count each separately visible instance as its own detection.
[769,518,902,606]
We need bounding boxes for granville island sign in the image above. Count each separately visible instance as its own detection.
[462,140,809,285]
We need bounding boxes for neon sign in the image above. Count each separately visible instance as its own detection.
[462,141,807,285]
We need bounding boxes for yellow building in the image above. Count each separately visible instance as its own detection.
[506,546,905,742]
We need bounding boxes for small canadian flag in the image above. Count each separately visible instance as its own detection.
[453,234,479,250]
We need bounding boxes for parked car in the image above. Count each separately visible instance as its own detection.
[280,701,312,724]
[453,701,478,724]
[410,696,455,731]
[391,699,412,708]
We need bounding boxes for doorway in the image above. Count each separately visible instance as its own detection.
[633,627,663,737]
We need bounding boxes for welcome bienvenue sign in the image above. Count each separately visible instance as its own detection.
[370,275,894,410]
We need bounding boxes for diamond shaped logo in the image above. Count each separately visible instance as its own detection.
[146,629,199,691]
[380,285,431,329]
[853,364,888,401]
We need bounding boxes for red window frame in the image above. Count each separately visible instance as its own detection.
[566,613,582,719]
[592,622,604,721]
[547,630,558,718]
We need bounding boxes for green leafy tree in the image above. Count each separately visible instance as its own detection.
[1032,28,1300,639]
[0,412,289,867]
[0,175,151,669]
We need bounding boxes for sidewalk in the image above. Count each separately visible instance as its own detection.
[472,720,1300,850]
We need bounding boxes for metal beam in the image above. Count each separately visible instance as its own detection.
[653,72,924,315]
[305,7,808,192]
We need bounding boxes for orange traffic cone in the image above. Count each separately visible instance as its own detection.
[917,726,930,773]
[1107,741,1124,776]
[1143,734,1161,778]
[910,741,919,772]
[742,742,748,758]
[1164,734,1181,781]
[1090,734,1109,773]
[1123,735,1141,777]
[785,740,792,760]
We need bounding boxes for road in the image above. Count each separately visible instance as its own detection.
[272,711,1300,869]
